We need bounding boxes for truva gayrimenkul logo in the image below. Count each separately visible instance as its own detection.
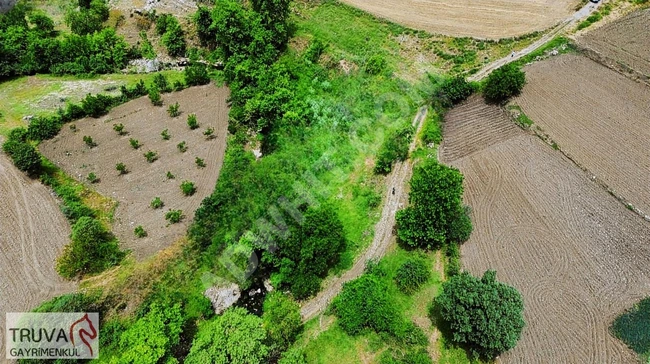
[6,312,99,359]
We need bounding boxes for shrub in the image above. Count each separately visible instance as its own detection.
[180,180,196,196]
[134,225,147,238]
[5,142,42,175]
[421,114,442,146]
[167,102,180,117]
[166,171,175,179]
[611,297,650,356]
[129,138,141,149]
[162,18,186,57]
[483,63,526,103]
[150,197,164,209]
[116,162,128,175]
[113,123,126,135]
[187,114,199,129]
[165,209,183,223]
[203,127,215,140]
[148,86,162,106]
[155,13,171,35]
[184,63,210,86]
[56,216,125,279]
[161,129,171,140]
[83,136,96,148]
[195,157,206,168]
[177,141,187,152]
[395,256,431,294]
[374,124,414,175]
[365,54,387,75]
[87,172,99,183]
[81,93,114,118]
[445,242,461,277]
[144,150,158,163]
[435,270,525,359]
[172,80,185,91]
[139,31,156,59]
[438,77,475,106]
[153,73,170,93]
[27,116,62,141]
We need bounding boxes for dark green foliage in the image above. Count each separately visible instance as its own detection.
[116,162,128,175]
[81,93,115,117]
[365,54,387,75]
[268,205,346,299]
[29,12,55,35]
[33,292,102,313]
[114,303,184,363]
[8,127,28,143]
[378,348,433,364]
[83,135,96,148]
[187,113,199,129]
[3,141,42,175]
[612,297,650,356]
[304,38,326,63]
[172,80,185,91]
[435,270,525,359]
[161,129,171,140]
[483,63,526,103]
[374,124,414,174]
[148,86,162,106]
[167,102,180,117]
[395,256,431,294]
[166,171,175,179]
[65,0,109,35]
[396,160,472,250]
[144,150,158,163]
[153,73,170,93]
[185,307,270,364]
[278,347,308,364]
[113,123,126,135]
[165,209,183,223]
[195,157,206,168]
[150,197,164,209]
[56,216,125,279]
[445,242,461,277]
[40,176,95,223]
[87,172,99,183]
[129,138,140,149]
[177,141,187,152]
[184,63,210,86]
[421,113,442,146]
[120,79,148,100]
[181,180,196,196]
[139,31,156,59]
[155,14,171,36]
[438,77,475,106]
[262,292,303,353]
[134,225,147,238]
[250,0,291,48]
[27,116,61,141]
[161,16,186,57]
[194,6,215,47]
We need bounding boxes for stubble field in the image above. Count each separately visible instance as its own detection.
[338,0,578,39]
[440,96,650,363]
[513,54,650,216]
[40,85,229,259]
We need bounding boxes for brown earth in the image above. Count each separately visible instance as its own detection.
[339,0,579,39]
[0,148,76,354]
[513,54,650,217]
[578,8,650,79]
[40,84,229,259]
[442,97,650,363]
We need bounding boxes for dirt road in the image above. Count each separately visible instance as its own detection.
[301,106,428,320]
[469,0,602,81]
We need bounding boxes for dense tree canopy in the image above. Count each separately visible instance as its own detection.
[65,0,109,35]
[185,307,270,364]
[396,160,472,249]
[437,76,475,107]
[435,270,525,359]
[483,63,526,103]
[262,292,303,353]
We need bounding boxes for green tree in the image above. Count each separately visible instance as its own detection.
[483,63,526,103]
[184,63,210,86]
[396,160,472,250]
[250,0,291,47]
[5,141,42,175]
[185,307,270,364]
[65,0,109,35]
[115,303,184,364]
[438,77,475,106]
[161,17,186,57]
[435,270,525,359]
[262,292,303,353]
[56,217,124,278]
[278,347,307,364]
[374,124,414,175]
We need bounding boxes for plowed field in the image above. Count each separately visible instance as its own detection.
[339,0,578,39]
[514,54,650,216]
[442,97,650,363]
[40,85,229,259]
[0,150,75,354]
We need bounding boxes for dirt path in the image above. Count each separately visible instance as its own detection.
[300,106,428,321]
[469,0,603,81]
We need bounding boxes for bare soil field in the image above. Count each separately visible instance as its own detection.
[40,85,229,259]
[339,0,579,39]
[578,8,650,80]
[0,149,76,353]
[513,54,650,216]
[442,97,650,363]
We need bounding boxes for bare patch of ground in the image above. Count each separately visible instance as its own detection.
[442,97,650,363]
[0,149,76,353]
[514,54,650,216]
[40,84,229,259]
[339,0,579,39]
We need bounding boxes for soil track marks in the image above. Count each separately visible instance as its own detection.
[0,150,76,353]
[339,0,578,39]
[40,85,229,259]
[578,8,650,80]
[443,97,650,363]
[514,54,650,216]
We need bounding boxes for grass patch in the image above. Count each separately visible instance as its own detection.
[515,36,576,66]
[612,297,650,361]
[507,104,534,128]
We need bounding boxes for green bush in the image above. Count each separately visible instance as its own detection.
[445,242,461,277]
[65,0,109,35]
[187,114,199,129]
[435,270,525,359]
[3,141,42,176]
[438,77,475,106]
[83,135,96,148]
[203,127,215,140]
[483,63,526,103]
[161,129,171,140]
[129,138,141,149]
[374,124,414,175]
[262,292,303,353]
[56,217,125,279]
[27,116,62,141]
[87,172,99,183]
[161,17,186,57]
[180,180,196,196]
[612,297,650,356]
[144,150,158,163]
[184,63,210,86]
[134,225,147,238]
[378,348,432,364]
[177,141,187,152]
[81,93,114,118]
[148,86,162,106]
[113,123,126,135]
[195,157,206,168]
[167,102,180,117]
[139,31,156,60]
[365,54,387,75]
[150,197,164,209]
[395,256,431,294]
[165,209,184,224]
[153,73,170,93]
[116,162,128,175]
[155,14,171,35]
[421,113,442,146]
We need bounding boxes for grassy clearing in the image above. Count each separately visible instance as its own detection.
[0,71,184,136]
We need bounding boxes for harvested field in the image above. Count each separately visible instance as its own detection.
[40,85,229,259]
[513,54,650,216]
[578,8,650,79]
[443,97,650,363]
[339,0,578,39]
[0,149,76,352]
